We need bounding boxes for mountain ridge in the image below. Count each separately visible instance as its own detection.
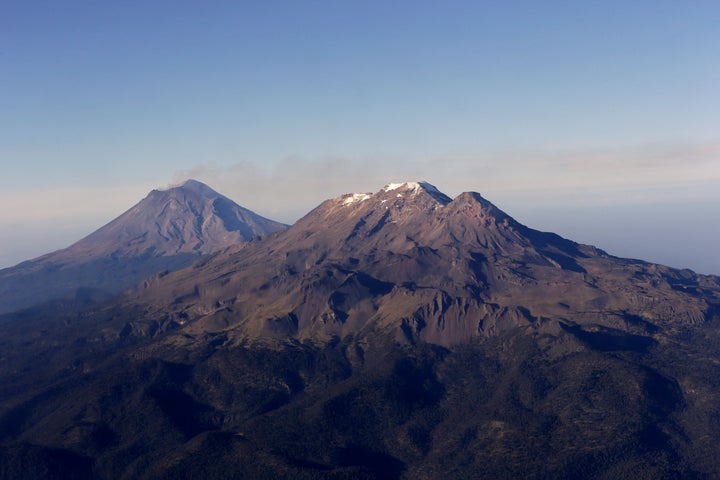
[127,181,719,347]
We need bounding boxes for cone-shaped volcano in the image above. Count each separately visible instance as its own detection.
[0,180,286,313]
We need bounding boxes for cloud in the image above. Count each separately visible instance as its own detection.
[169,155,432,222]
[1,141,717,270]
[169,141,720,222]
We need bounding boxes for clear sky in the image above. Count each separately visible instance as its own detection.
[1,1,719,273]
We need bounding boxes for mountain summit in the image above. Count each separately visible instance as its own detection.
[0,180,286,313]
[65,179,286,258]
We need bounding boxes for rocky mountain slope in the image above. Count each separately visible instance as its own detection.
[129,181,719,347]
[1,181,720,479]
[0,180,286,314]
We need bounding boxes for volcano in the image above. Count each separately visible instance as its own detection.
[0,179,286,314]
[130,181,718,347]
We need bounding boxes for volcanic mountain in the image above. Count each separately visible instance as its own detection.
[0,179,286,314]
[130,181,719,347]
[2,181,720,479]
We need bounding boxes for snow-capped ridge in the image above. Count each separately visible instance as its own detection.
[383,181,428,192]
[342,193,373,205]
[334,181,452,211]
[381,181,451,204]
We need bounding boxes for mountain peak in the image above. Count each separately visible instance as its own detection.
[381,181,452,205]
[0,181,287,313]
[339,181,452,208]
[159,179,218,198]
[382,181,427,192]
[381,181,451,203]
[179,178,210,190]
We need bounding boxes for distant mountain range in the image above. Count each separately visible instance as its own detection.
[1,181,719,479]
[0,179,286,314]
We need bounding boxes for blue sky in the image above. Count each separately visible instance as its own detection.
[1,1,719,273]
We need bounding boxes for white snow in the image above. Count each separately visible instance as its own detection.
[342,193,372,205]
[383,182,423,192]
[339,181,447,207]
[383,181,440,193]
[383,182,410,192]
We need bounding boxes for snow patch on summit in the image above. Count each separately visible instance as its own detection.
[383,181,441,194]
[337,181,451,208]
[384,182,422,192]
[342,193,372,205]
[382,181,450,204]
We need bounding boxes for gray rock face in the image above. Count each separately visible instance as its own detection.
[0,180,286,314]
[131,181,720,347]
